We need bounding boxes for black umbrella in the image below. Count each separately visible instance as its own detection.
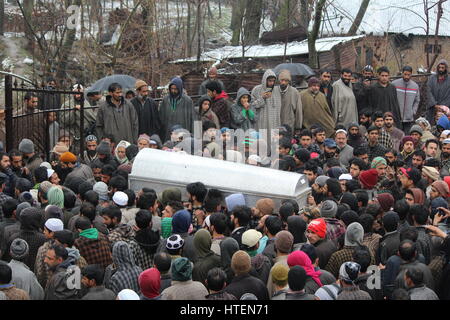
[87,74,137,93]
[273,63,315,77]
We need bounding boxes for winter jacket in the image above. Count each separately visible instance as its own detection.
[251,70,281,135]
[223,273,270,300]
[44,258,80,300]
[198,96,220,129]
[408,285,439,300]
[314,239,338,270]
[159,77,194,141]
[377,230,400,265]
[65,163,94,185]
[108,241,143,295]
[332,79,358,128]
[161,280,208,300]
[395,259,435,291]
[96,95,139,145]
[128,228,160,271]
[82,286,116,300]
[301,89,336,138]
[107,224,135,247]
[277,84,303,130]
[285,290,316,300]
[9,259,44,300]
[231,87,256,132]
[338,144,354,168]
[367,82,402,126]
[192,230,222,285]
[249,253,272,284]
[392,78,420,123]
[60,97,97,141]
[9,209,46,270]
[74,229,113,269]
[352,81,370,113]
[416,226,433,265]
[320,82,334,112]
[130,96,162,137]
[12,109,46,160]
[211,91,231,128]
[304,269,336,295]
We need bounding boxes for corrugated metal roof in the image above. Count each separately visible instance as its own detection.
[171,35,364,63]
[324,0,450,37]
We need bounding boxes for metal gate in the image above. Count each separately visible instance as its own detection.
[4,74,91,160]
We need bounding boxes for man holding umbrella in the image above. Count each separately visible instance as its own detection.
[96,83,139,145]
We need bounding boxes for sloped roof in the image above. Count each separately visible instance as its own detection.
[171,35,364,63]
[323,0,450,36]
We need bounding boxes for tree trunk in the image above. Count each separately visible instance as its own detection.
[0,0,4,36]
[308,0,326,68]
[186,1,192,56]
[23,0,34,50]
[348,0,370,36]
[243,0,262,45]
[196,1,203,69]
[299,0,309,33]
[230,0,245,46]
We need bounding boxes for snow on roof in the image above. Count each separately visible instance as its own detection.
[171,35,364,63]
[323,0,450,37]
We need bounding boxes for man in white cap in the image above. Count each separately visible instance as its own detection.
[117,288,140,300]
[241,228,272,284]
[34,218,64,288]
[335,129,354,167]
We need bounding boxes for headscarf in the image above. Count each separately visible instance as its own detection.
[220,237,239,282]
[114,140,131,165]
[287,250,323,287]
[193,228,213,258]
[407,188,425,205]
[47,187,64,209]
[432,181,450,198]
[139,268,161,299]
[287,215,307,244]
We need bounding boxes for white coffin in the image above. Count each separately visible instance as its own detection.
[129,148,311,209]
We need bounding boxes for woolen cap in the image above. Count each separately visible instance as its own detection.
[60,152,77,163]
[19,139,34,154]
[242,229,262,248]
[307,218,327,239]
[51,142,69,155]
[409,125,423,136]
[231,250,251,275]
[320,200,338,218]
[10,238,29,260]
[172,257,192,281]
[255,198,275,216]
[315,175,330,187]
[112,191,128,207]
[275,230,294,253]
[359,169,379,189]
[271,263,289,283]
[432,180,450,198]
[422,166,440,182]
[135,79,148,90]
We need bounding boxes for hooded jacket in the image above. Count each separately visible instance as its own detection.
[96,95,139,145]
[192,229,222,284]
[159,77,194,142]
[9,208,46,270]
[251,70,282,136]
[231,87,257,132]
[427,59,450,122]
[198,95,220,129]
[108,241,143,294]
[220,237,240,284]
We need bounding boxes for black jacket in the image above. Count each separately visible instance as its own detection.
[314,239,338,270]
[223,273,269,300]
[130,96,162,137]
[377,230,400,265]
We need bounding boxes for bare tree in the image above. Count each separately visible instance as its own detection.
[347,0,370,35]
[308,0,327,68]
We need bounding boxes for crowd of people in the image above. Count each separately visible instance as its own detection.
[1,60,450,300]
